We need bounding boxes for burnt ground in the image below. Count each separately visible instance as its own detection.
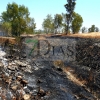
[0,35,100,100]
[0,59,97,100]
[29,60,97,100]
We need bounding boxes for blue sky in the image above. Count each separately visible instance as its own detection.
[0,0,100,30]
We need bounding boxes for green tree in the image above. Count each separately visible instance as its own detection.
[88,25,99,32]
[1,2,36,36]
[71,12,83,34]
[2,22,12,36]
[88,25,95,32]
[62,13,66,33]
[26,18,36,34]
[95,27,99,32]
[50,23,55,33]
[54,14,63,34]
[42,14,54,34]
[64,0,76,34]
[81,27,87,33]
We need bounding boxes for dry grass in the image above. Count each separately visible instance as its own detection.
[40,32,100,39]
[53,60,87,86]
[64,67,87,86]
[0,36,16,44]
[0,32,100,44]
[65,32,100,39]
[21,32,100,39]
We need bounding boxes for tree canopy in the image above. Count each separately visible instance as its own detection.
[71,12,83,34]
[54,14,63,34]
[64,0,76,34]
[81,27,87,33]
[2,22,12,36]
[88,25,99,33]
[1,2,36,36]
[42,14,54,34]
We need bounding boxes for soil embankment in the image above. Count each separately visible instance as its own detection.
[0,33,100,99]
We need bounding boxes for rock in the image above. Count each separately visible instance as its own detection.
[12,96,16,100]
[11,85,18,91]
[1,74,5,78]
[32,89,38,94]
[12,76,16,80]
[37,79,43,83]
[22,65,32,73]
[43,95,49,100]
[6,91,13,100]
[2,58,8,67]
[8,62,18,71]
[17,89,25,96]
[5,78,12,84]
[34,66,39,70]
[0,50,6,57]
[38,88,46,97]
[15,60,27,67]
[8,65,16,71]
[16,80,21,86]
[22,54,27,58]
[17,76,22,81]
[16,56,19,60]
[2,75,11,84]
[24,86,30,93]
[23,94,31,100]
[39,88,44,93]
[27,84,38,91]
[15,72,23,77]
[0,62,3,67]
[21,80,28,86]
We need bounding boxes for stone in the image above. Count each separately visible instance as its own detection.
[11,85,18,91]
[27,84,37,91]
[15,72,23,77]
[22,54,27,58]
[8,65,16,71]
[38,88,46,97]
[12,76,16,80]
[39,88,44,93]
[8,62,18,71]
[37,79,43,83]
[32,89,38,94]
[21,80,28,86]
[12,96,16,100]
[23,94,31,100]
[6,91,13,100]
[23,65,32,73]
[34,66,39,70]
[24,86,30,93]
[17,76,22,81]
[0,62,3,67]
[15,60,27,67]
[5,78,12,84]
[16,80,21,85]
[0,50,6,57]
[2,75,11,83]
